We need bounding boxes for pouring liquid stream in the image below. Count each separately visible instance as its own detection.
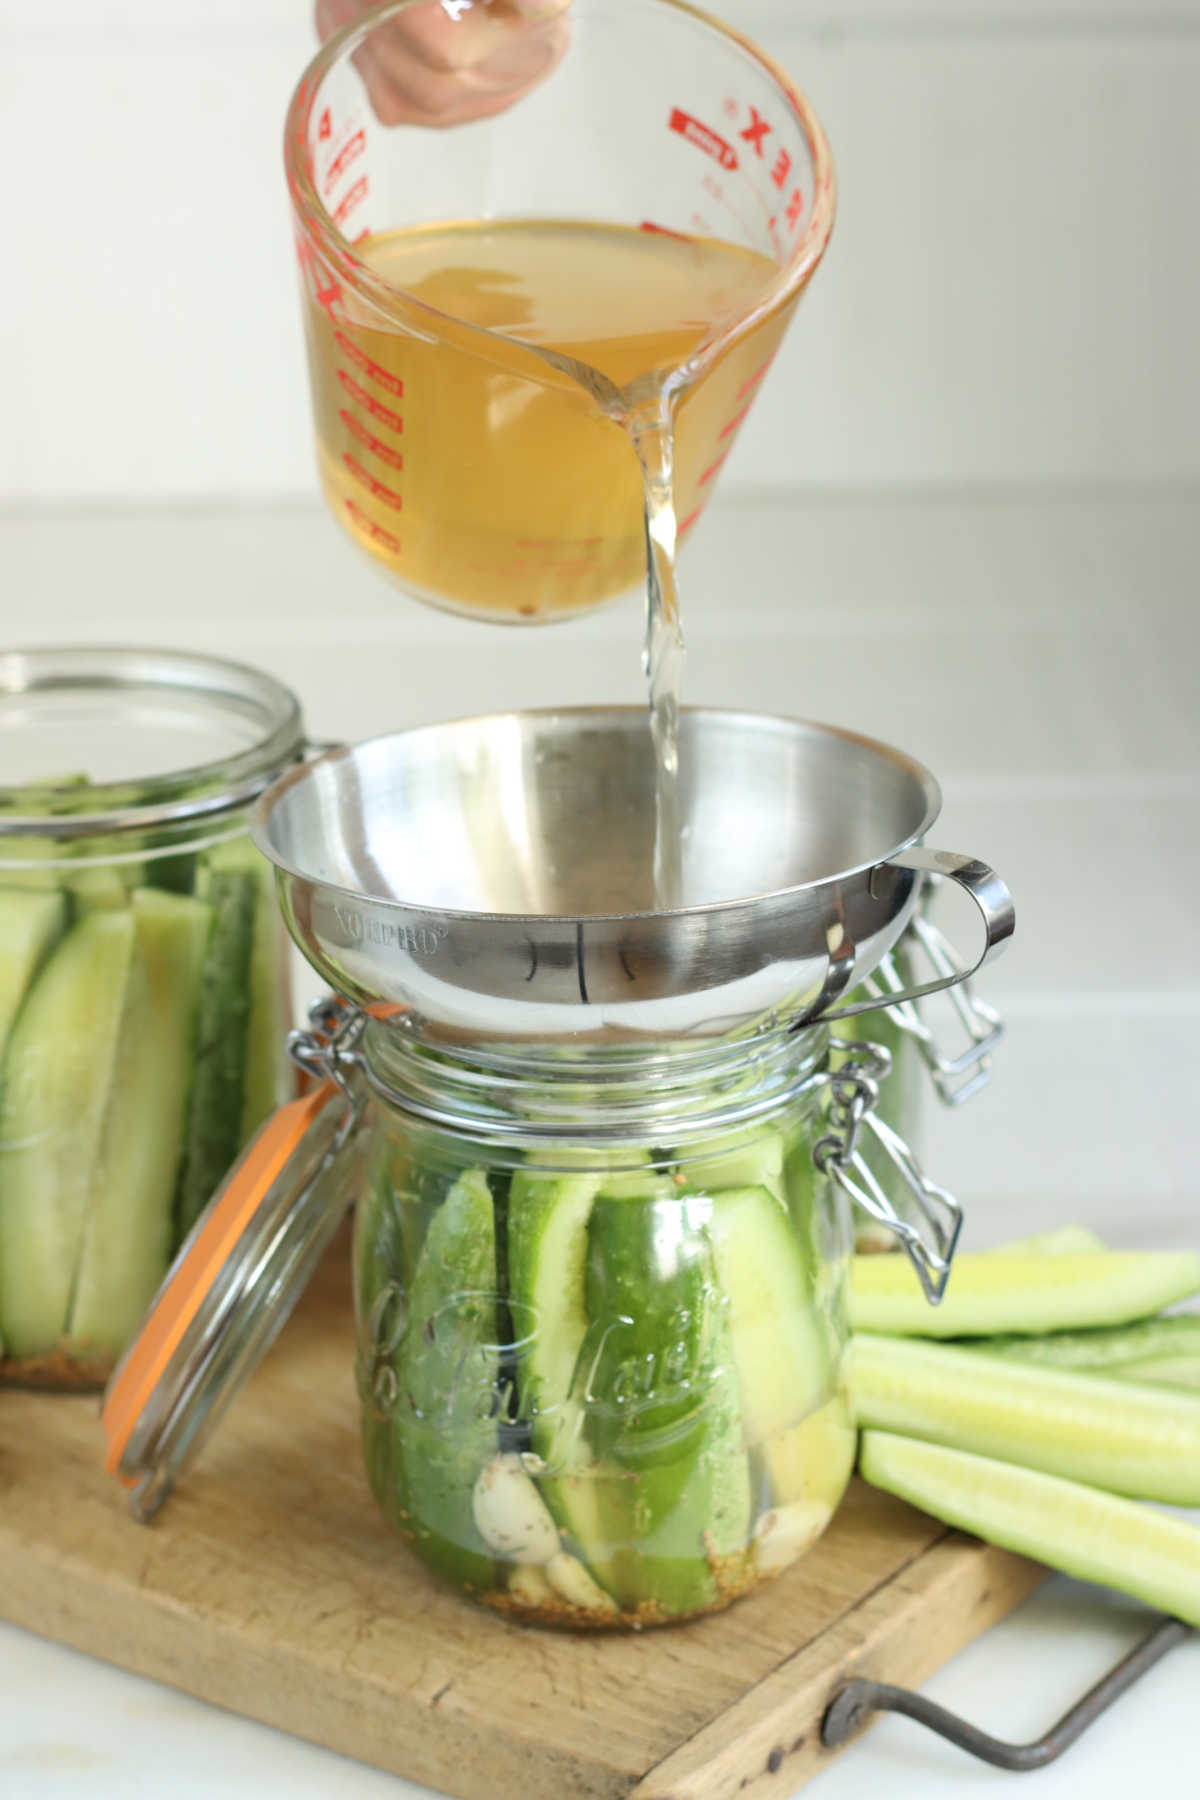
[307,220,785,910]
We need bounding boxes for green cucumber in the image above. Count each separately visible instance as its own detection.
[174,867,257,1236]
[387,1168,499,1592]
[506,1165,630,1595]
[65,889,211,1356]
[756,1393,856,1514]
[584,1192,751,1615]
[972,1314,1200,1374]
[860,1429,1200,1630]
[707,1185,832,1445]
[201,837,288,1143]
[851,1250,1200,1338]
[676,1128,786,1202]
[65,865,128,914]
[1111,1355,1200,1392]
[986,1226,1107,1256]
[232,850,287,1141]
[0,909,136,1358]
[850,1332,1200,1505]
[0,887,67,1055]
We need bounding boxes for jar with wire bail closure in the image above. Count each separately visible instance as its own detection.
[102,705,1012,1630]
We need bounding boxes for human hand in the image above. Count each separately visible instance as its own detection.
[314,0,573,128]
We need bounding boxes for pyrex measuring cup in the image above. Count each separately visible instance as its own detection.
[284,0,835,622]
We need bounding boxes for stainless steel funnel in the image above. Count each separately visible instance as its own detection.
[252,708,1013,1043]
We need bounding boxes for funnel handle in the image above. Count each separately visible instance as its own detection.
[818,848,1014,1025]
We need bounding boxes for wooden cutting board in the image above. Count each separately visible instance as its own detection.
[0,1232,1044,1799]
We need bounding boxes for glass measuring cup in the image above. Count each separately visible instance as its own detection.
[284,0,835,623]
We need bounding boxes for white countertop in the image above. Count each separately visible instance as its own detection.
[2,489,1198,1796]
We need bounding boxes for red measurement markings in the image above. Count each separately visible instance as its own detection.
[336,368,403,434]
[678,504,705,536]
[344,497,400,555]
[332,328,404,398]
[736,356,774,402]
[639,220,690,240]
[718,399,755,442]
[343,454,403,513]
[332,175,369,228]
[322,129,365,197]
[740,106,772,157]
[668,107,738,173]
[318,108,332,142]
[698,447,732,488]
[340,409,403,472]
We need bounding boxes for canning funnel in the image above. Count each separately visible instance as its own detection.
[252,708,1013,1044]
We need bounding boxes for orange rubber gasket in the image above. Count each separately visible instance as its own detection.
[101,1082,337,1479]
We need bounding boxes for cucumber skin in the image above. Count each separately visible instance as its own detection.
[850,1332,1200,1506]
[380,1169,499,1594]
[860,1429,1200,1631]
[0,910,136,1359]
[584,1193,752,1616]
[987,1226,1107,1257]
[708,1185,832,1443]
[65,889,210,1356]
[851,1250,1200,1338]
[0,888,67,1057]
[174,869,257,1237]
[971,1313,1200,1373]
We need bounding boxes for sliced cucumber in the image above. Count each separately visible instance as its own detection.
[1112,1355,1200,1391]
[850,1332,1200,1505]
[973,1313,1200,1374]
[0,887,67,1056]
[388,1169,499,1593]
[757,1394,857,1516]
[986,1225,1107,1256]
[66,865,128,914]
[676,1128,786,1202]
[0,910,136,1358]
[584,1191,751,1615]
[851,1250,1200,1338]
[506,1165,631,1595]
[65,889,211,1356]
[174,867,257,1236]
[859,1429,1200,1630]
[707,1185,831,1444]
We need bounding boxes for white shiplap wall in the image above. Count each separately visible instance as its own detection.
[1,0,1198,502]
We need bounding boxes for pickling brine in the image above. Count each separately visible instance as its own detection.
[300,218,791,624]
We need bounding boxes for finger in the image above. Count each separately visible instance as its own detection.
[382,0,571,76]
[363,17,568,122]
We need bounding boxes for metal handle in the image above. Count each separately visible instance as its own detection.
[822,1614,1191,1771]
[861,915,1006,1107]
[818,848,1014,1026]
[812,1042,962,1303]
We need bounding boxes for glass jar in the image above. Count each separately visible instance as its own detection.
[348,1016,893,1627]
[0,648,305,1388]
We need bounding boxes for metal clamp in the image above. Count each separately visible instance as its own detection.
[818,848,1014,1028]
[865,913,1005,1107]
[822,1615,1191,1771]
[813,1042,962,1303]
[286,994,366,1104]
